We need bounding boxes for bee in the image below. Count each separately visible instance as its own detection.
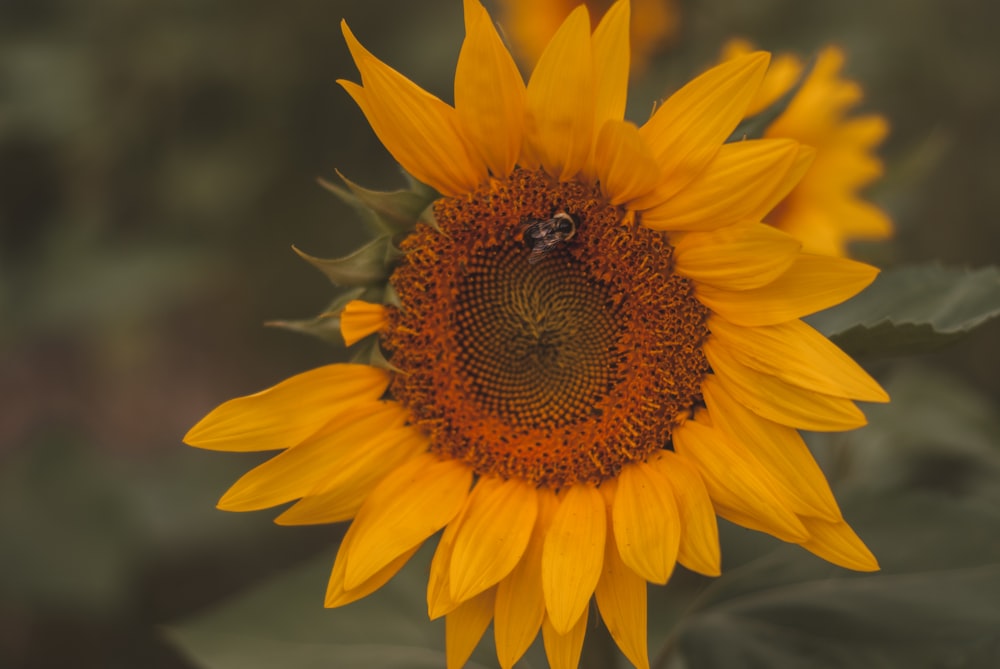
[521,211,577,264]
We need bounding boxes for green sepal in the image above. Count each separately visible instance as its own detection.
[402,171,439,203]
[419,205,442,234]
[382,281,402,309]
[264,312,343,346]
[319,171,437,235]
[726,56,816,143]
[807,263,1000,357]
[281,171,433,349]
[265,287,368,345]
[292,235,403,288]
[350,336,400,373]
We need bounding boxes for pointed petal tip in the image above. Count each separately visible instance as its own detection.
[181,424,201,447]
[800,516,881,572]
[829,539,880,572]
[742,49,771,71]
[340,20,362,62]
[215,481,273,512]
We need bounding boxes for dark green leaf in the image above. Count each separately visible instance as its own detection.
[165,542,537,669]
[674,565,1000,669]
[664,492,1000,669]
[167,637,459,669]
[659,364,1000,669]
[166,545,440,669]
[807,263,1000,357]
[832,365,1000,501]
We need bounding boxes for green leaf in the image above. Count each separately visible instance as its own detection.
[165,542,539,669]
[662,487,1000,669]
[806,263,1000,357]
[659,362,1000,669]
[167,637,456,669]
[672,564,1000,669]
[812,364,1000,505]
[167,545,437,669]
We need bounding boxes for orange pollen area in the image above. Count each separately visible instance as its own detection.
[383,169,711,488]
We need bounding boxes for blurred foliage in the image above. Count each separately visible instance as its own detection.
[665,365,1000,668]
[2,0,999,667]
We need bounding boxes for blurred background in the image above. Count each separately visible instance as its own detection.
[2,0,998,667]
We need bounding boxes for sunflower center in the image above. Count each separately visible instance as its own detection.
[453,241,618,427]
[384,169,711,488]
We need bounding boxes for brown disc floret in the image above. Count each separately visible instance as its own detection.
[383,169,711,488]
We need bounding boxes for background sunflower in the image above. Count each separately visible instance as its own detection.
[2,0,1000,667]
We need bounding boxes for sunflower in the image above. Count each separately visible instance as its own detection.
[724,40,893,257]
[185,2,888,668]
[495,0,679,73]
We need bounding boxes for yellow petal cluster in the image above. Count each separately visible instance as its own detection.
[495,0,680,74]
[724,39,893,256]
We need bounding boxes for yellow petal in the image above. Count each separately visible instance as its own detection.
[524,6,594,181]
[639,138,800,231]
[702,375,841,522]
[455,0,526,178]
[595,510,650,669]
[723,39,801,116]
[446,586,496,669]
[184,364,389,452]
[325,519,419,608]
[427,497,467,620]
[542,484,606,634]
[612,462,680,584]
[673,221,801,290]
[704,338,868,431]
[673,419,809,543]
[748,144,816,221]
[595,120,662,205]
[340,21,487,196]
[639,52,769,200]
[339,300,389,347]
[541,604,589,669]
[494,489,555,669]
[649,451,721,576]
[696,254,879,326]
[709,316,889,402]
[217,402,408,511]
[798,516,879,572]
[344,453,472,589]
[591,0,630,131]
[274,428,427,525]
[450,477,538,602]
[834,195,893,238]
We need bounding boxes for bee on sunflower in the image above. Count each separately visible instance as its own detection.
[185,1,887,667]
